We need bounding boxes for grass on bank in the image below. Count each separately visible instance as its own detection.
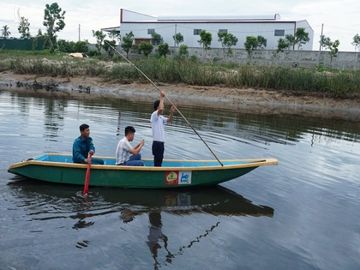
[0,50,359,98]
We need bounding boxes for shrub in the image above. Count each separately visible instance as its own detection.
[179,44,189,57]
[157,43,169,58]
[139,42,153,57]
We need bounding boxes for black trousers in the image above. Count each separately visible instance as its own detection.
[152,141,164,167]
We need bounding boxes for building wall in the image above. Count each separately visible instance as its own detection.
[119,21,313,50]
[296,20,314,49]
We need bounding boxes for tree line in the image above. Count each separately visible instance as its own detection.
[0,2,88,54]
[91,27,360,61]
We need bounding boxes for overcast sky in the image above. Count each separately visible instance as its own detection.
[0,0,359,51]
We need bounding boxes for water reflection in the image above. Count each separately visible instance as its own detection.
[8,180,274,220]
[8,180,274,267]
[43,98,67,141]
[145,211,221,269]
[147,211,172,269]
[2,91,359,149]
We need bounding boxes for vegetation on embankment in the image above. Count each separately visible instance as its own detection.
[0,50,359,98]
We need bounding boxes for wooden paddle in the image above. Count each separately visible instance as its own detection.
[83,152,93,196]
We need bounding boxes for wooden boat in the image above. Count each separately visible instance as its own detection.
[8,153,278,189]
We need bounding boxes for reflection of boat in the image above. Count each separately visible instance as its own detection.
[8,181,273,269]
[8,153,278,189]
[8,180,274,218]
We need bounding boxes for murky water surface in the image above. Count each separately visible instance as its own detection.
[0,90,359,269]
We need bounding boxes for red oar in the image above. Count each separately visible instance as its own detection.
[83,152,93,196]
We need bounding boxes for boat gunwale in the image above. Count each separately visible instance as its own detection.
[8,153,278,172]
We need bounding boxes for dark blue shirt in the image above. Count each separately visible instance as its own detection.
[72,136,95,163]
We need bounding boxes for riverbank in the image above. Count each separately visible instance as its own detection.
[1,51,360,97]
[1,71,359,121]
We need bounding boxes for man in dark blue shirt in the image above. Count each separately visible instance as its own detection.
[72,124,104,165]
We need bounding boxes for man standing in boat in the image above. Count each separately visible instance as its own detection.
[150,91,176,167]
[116,126,145,166]
[72,124,104,165]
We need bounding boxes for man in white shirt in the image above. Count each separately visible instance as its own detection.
[150,91,175,167]
[116,126,145,166]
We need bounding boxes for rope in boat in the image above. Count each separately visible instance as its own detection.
[105,41,224,166]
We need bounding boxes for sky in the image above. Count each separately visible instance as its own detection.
[0,0,359,51]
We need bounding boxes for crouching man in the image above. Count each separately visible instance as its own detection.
[116,126,145,166]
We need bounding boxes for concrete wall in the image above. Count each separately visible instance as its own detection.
[168,47,360,69]
[93,42,359,70]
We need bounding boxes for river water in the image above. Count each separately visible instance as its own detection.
[0,90,359,270]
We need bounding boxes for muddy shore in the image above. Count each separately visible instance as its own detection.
[1,71,359,121]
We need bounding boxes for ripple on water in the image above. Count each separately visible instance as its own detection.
[1,90,360,270]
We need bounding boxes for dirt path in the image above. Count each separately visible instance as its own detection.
[1,71,359,121]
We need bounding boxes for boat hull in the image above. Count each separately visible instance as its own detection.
[8,154,278,189]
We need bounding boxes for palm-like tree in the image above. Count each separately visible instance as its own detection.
[1,25,11,39]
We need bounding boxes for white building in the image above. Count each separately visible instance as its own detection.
[103,9,314,50]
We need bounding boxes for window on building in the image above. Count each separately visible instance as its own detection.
[274,29,285,36]
[218,29,228,34]
[193,29,202,35]
[148,29,155,35]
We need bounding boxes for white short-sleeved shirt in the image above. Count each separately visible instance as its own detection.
[116,137,133,164]
[150,111,168,142]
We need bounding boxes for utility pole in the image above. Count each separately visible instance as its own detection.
[78,24,81,41]
[318,23,324,66]
[319,23,324,51]
[174,23,177,47]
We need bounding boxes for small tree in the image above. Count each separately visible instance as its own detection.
[151,32,163,46]
[320,35,330,50]
[277,38,290,53]
[294,28,310,49]
[108,30,120,43]
[75,41,89,53]
[218,32,227,52]
[179,44,188,57]
[328,40,340,63]
[57,39,73,52]
[121,31,134,58]
[285,34,296,50]
[285,28,310,50]
[103,40,116,57]
[244,36,258,56]
[32,29,46,50]
[43,2,66,52]
[218,32,238,55]
[173,32,184,47]
[18,17,31,39]
[92,30,106,54]
[320,35,340,63]
[244,35,267,56]
[157,43,169,58]
[36,29,43,37]
[352,34,360,52]
[1,25,11,39]
[257,35,267,49]
[139,42,153,57]
[198,30,212,51]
